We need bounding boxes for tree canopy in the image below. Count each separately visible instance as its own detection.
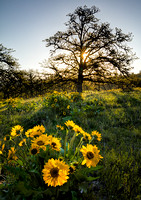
[0,44,45,98]
[43,5,136,92]
[0,44,19,98]
[0,44,19,70]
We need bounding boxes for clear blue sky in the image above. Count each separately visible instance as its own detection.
[0,0,141,73]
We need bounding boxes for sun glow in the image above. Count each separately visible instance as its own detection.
[82,52,87,60]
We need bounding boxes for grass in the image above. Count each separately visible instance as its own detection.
[0,88,141,199]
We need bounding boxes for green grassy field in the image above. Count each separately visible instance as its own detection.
[0,88,141,200]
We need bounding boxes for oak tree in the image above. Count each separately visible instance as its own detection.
[43,6,136,92]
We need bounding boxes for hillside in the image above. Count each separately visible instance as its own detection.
[0,88,141,199]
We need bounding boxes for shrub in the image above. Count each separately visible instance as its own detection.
[42,91,71,117]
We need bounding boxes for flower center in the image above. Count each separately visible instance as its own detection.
[87,151,94,159]
[69,166,74,173]
[31,148,38,155]
[34,134,40,138]
[16,130,20,135]
[5,136,10,140]
[37,140,44,146]
[50,167,59,178]
[51,142,57,148]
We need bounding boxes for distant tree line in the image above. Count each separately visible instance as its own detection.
[0,44,46,99]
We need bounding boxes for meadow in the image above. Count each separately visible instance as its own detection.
[0,88,141,200]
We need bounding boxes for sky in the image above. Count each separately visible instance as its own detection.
[0,0,141,74]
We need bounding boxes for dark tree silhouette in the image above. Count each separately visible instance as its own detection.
[0,44,19,67]
[0,44,52,98]
[43,5,136,93]
[0,44,20,98]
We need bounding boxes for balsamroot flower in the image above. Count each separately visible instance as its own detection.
[11,125,23,137]
[0,143,5,154]
[30,144,40,155]
[31,134,49,151]
[7,147,18,161]
[82,132,92,140]
[91,130,102,141]
[65,120,76,129]
[25,128,33,137]
[25,125,45,138]
[30,125,45,138]
[19,138,26,146]
[56,125,64,131]
[42,158,69,187]
[49,137,61,151]
[80,144,103,168]
[65,120,91,140]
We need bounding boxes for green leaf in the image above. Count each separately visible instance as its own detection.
[86,176,100,181]
[74,172,87,181]
[88,165,103,171]
[60,147,64,155]
[79,165,103,175]
[16,159,23,166]
[62,116,71,122]
[28,169,40,175]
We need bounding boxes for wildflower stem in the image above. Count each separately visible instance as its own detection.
[69,132,77,150]
[64,129,69,157]
[71,137,83,160]
[89,136,94,144]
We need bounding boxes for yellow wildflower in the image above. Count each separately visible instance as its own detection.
[54,98,58,102]
[11,125,23,137]
[67,105,70,109]
[30,144,40,155]
[63,112,66,116]
[7,147,18,161]
[25,128,33,137]
[31,134,49,151]
[83,132,92,141]
[91,131,102,141]
[25,125,45,138]
[73,125,83,134]
[49,137,61,151]
[30,125,45,138]
[42,158,69,187]
[19,138,26,146]
[80,144,103,168]
[56,125,64,131]
[65,120,76,129]
[0,143,5,154]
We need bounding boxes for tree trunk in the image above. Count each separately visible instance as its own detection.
[77,64,83,93]
[77,78,83,93]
